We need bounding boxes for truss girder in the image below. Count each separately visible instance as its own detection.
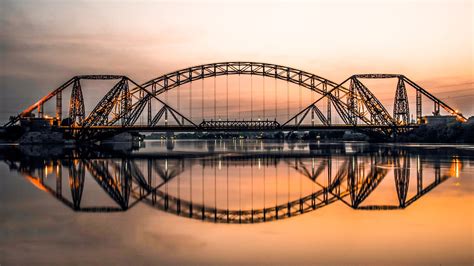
[351,77,395,126]
[82,78,128,127]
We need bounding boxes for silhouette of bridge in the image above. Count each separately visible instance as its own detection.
[4,62,467,140]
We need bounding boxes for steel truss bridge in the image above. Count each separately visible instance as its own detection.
[4,148,453,223]
[4,62,467,140]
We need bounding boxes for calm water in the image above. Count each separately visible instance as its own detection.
[1,140,473,265]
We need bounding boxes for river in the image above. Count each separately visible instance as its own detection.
[1,140,472,265]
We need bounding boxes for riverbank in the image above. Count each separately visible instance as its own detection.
[397,121,474,143]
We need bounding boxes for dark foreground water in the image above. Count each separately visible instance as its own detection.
[1,140,473,265]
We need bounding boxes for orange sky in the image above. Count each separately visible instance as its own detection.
[0,0,473,121]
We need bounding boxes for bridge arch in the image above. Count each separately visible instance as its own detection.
[120,62,347,127]
[141,61,340,94]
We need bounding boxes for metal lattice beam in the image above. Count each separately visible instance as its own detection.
[69,79,85,126]
[393,78,410,125]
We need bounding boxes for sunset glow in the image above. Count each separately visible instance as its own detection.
[1,0,473,121]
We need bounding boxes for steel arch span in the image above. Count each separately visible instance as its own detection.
[118,62,466,130]
[116,62,349,127]
[2,62,468,141]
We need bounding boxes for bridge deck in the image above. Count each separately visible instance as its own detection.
[60,124,418,132]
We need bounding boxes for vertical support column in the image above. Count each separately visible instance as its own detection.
[177,74,181,111]
[274,69,278,120]
[147,93,152,126]
[298,72,302,112]
[201,67,205,122]
[213,76,217,121]
[348,78,358,125]
[163,77,168,107]
[287,69,290,121]
[394,78,409,125]
[251,74,254,121]
[213,65,217,121]
[433,101,440,116]
[310,78,315,126]
[56,91,62,123]
[120,78,130,126]
[201,78,204,121]
[189,70,193,121]
[324,82,331,125]
[416,90,422,123]
[69,78,85,126]
[38,103,44,118]
[226,75,229,120]
[262,65,265,121]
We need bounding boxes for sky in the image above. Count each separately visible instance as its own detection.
[0,0,473,122]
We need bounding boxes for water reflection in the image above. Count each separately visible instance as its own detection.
[1,141,471,223]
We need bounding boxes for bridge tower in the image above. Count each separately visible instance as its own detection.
[393,77,410,125]
[347,77,358,125]
[69,79,85,126]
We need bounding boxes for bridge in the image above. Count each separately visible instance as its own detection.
[3,62,467,141]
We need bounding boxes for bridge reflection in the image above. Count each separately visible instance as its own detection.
[1,143,465,223]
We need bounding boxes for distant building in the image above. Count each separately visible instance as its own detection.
[424,115,457,125]
[342,130,369,141]
[466,116,474,125]
[20,117,55,131]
